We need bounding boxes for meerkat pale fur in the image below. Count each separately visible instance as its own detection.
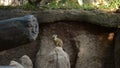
[9,60,24,68]
[52,34,63,47]
[20,55,33,68]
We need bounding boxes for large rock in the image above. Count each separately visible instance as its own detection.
[0,15,39,50]
[43,47,70,68]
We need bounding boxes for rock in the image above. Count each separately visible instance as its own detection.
[0,9,120,28]
[9,61,24,68]
[0,48,33,67]
[20,55,33,68]
[44,47,70,68]
[115,29,120,68]
[74,31,114,68]
[0,15,39,50]
[9,55,33,68]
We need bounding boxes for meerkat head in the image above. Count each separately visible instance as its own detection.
[52,34,57,39]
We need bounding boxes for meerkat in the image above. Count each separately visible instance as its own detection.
[52,34,63,47]
[9,60,24,68]
[20,55,33,68]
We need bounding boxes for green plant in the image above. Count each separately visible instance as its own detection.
[19,3,36,10]
[47,0,120,10]
[47,0,80,9]
[0,5,17,9]
[0,3,37,10]
[0,0,120,10]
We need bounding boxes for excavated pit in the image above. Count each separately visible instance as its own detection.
[0,21,115,68]
[36,22,115,68]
